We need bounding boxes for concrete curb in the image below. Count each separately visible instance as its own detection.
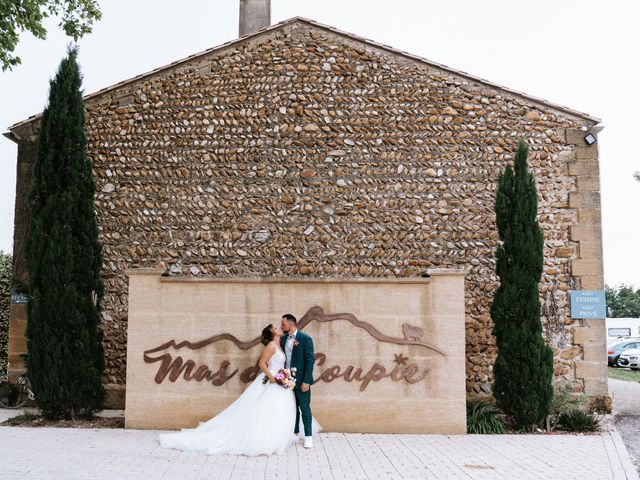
[608,426,640,480]
[601,412,639,480]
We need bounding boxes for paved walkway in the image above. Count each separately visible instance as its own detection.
[0,414,638,480]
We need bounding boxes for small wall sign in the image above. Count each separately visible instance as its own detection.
[10,292,28,304]
[570,290,606,319]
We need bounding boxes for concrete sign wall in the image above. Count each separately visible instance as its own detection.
[125,268,467,434]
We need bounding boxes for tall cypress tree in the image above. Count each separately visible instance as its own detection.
[25,46,105,420]
[491,140,553,429]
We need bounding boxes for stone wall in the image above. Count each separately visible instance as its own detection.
[5,137,36,374]
[8,20,604,408]
[0,252,11,375]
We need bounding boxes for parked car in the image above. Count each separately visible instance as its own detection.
[617,348,640,370]
[607,340,640,366]
[608,336,640,349]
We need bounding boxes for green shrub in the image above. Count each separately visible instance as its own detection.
[556,409,600,432]
[548,385,586,430]
[467,401,506,434]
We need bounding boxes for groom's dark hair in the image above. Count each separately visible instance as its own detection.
[282,313,297,324]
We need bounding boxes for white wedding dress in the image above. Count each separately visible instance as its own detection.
[158,346,319,456]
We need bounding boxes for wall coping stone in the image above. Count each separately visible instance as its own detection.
[125,267,468,284]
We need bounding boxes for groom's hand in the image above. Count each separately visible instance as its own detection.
[301,383,310,392]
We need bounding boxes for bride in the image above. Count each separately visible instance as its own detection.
[158,324,320,456]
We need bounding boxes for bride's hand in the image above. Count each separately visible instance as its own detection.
[269,376,277,384]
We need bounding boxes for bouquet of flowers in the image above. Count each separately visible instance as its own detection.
[263,367,296,389]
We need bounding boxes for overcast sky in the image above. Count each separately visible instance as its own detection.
[1,0,638,287]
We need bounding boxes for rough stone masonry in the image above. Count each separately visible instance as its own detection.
[5,18,607,410]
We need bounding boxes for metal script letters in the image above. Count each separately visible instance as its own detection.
[143,306,441,390]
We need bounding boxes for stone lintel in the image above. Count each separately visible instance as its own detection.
[157,275,440,285]
[425,267,468,277]
[125,267,165,276]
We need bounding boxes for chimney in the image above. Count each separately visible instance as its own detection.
[239,0,271,37]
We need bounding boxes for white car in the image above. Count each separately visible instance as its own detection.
[617,348,640,370]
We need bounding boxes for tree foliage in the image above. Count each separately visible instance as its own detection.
[25,46,105,419]
[0,0,101,71]
[606,284,640,318]
[491,140,554,429]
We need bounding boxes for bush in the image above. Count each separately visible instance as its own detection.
[548,384,586,430]
[556,409,600,432]
[467,401,506,434]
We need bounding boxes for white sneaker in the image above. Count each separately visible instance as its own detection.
[291,434,300,444]
[303,436,313,449]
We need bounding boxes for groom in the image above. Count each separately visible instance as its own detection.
[280,313,315,449]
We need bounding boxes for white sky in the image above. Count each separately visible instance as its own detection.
[0,0,638,286]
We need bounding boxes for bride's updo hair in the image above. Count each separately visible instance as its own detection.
[261,324,275,346]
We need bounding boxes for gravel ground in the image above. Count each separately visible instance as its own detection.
[610,377,640,474]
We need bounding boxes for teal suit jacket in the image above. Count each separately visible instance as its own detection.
[280,330,315,389]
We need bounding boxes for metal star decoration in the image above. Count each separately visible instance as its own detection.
[393,353,409,365]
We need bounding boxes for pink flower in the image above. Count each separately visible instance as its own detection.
[269,368,297,389]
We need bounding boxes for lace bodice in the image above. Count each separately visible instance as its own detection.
[268,347,286,373]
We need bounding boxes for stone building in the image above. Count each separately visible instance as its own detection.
[4,8,606,410]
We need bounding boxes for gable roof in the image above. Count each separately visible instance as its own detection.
[4,16,600,142]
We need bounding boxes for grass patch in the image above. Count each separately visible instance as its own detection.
[548,384,586,431]
[608,367,640,383]
[1,411,124,428]
[556,409,600,432]
[2,411,40,426]
[466,401,506,434]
